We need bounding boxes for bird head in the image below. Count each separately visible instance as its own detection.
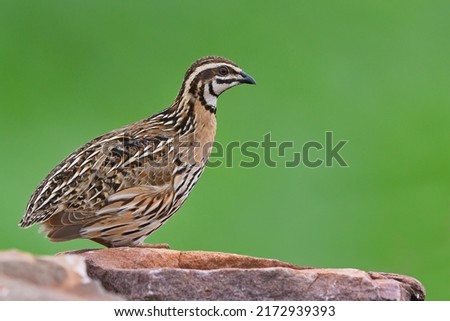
[178,56,256,110]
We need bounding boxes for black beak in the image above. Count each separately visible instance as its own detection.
[240,72,256,85]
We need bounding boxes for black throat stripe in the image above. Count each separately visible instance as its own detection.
[204,104,216,114]
[209,82,218,97]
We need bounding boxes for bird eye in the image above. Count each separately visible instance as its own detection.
[218,66,229,76]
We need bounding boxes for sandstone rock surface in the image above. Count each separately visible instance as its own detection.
[0,248,425,300]
[0,250,121,300]
[73,247,425,301]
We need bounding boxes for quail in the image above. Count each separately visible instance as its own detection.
[19,56,256,247]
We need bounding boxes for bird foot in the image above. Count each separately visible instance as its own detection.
[137,243,171,249]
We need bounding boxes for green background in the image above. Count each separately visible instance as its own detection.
[1,0,449,300]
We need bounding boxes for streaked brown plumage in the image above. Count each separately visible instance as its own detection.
[19,56,255,247]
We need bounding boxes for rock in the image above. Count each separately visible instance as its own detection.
[0,250,122,300]
[0,248,425,300]
[72,248,425,301]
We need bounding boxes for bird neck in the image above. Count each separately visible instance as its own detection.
[166,89,217,136]
[165,92,217,166]
[174,77,217,115]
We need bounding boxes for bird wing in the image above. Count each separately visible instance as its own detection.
[20,126,175,228]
